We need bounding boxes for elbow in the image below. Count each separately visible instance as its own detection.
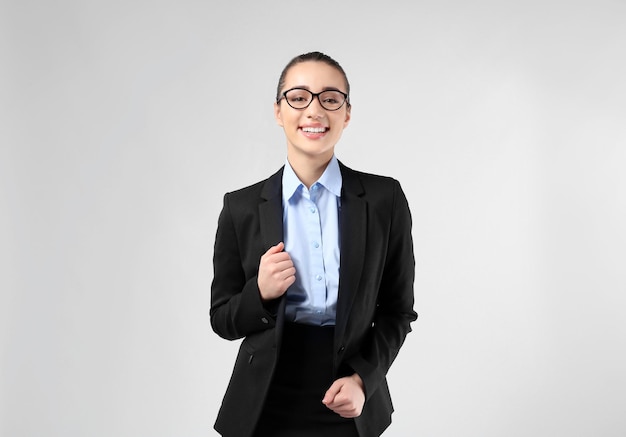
[209,308,239,341]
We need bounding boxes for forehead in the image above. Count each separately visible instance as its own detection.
[283,61,346,91]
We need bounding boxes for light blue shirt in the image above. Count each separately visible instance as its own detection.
[282,155,342,326]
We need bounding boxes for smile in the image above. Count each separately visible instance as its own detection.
[301,126,328,133]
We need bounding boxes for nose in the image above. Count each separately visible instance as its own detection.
[305,96,325,118]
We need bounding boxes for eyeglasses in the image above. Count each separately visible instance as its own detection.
[278,88,349,111]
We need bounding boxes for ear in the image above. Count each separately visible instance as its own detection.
[343,104,351,128]
[274,102,284,127]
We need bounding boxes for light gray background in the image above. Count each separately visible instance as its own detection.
[1,1,625,436]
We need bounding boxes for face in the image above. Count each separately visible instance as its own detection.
[274,61,351,164]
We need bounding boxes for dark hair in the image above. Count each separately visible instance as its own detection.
[276,51,351,105]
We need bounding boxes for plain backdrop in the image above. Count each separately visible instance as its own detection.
[1,1,625,436]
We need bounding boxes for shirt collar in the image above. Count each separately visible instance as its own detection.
[282,155,343,201]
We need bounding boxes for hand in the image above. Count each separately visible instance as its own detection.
[322,374,365,418]
[257,242,296,301]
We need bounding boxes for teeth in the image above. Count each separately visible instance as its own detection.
[302,127,327,133]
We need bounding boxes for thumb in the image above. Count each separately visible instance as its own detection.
[322,379,342,405]
[266,241,285,254]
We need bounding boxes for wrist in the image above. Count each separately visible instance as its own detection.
[350,373,364,390]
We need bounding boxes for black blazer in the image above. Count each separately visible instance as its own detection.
[210,161,417,437]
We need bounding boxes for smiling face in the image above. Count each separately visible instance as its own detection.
[274,61,351,167]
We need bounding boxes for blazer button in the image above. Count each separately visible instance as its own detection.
[338,346,345,354]
[261,317,269,324]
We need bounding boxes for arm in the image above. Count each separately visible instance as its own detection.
[345,180,417,400]
[210,193,292,340]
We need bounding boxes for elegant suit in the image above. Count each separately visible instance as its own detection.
[210,161,417,437]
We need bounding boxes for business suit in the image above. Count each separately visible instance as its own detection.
[210,160,417,437]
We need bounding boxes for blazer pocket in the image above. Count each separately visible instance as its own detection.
[245,344,255,364]
[241,329,275,366]
[242,339,255,364]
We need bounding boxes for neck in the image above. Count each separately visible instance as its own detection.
[287,152,333,189]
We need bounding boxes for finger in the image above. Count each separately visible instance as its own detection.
[261,243,283,262]
[325,391,350,409]
[268,252,293,265]
[272,268,296,284]
[278,267,296,281]
[322,380,342,405]
[279,275,296,291]
[262,251,292,268]
[336,408,360,418]
[266,241,285,254]
[326,395,360,418]
[264,260,294,278]
[273,259,295,272]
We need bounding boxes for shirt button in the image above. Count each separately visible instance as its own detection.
[315,275,322,281]
[261,317,269,324]
[313,241,320,248]
[310,207,316,213]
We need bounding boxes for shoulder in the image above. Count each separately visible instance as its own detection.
[339,161,402,194]
[223,167,284,203]
[225,179,265,201]
[339,161,412,218]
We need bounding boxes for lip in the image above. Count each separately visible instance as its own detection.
[299,124,329,139]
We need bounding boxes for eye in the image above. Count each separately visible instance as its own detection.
[286,89,311,103]
[320,91,344,107]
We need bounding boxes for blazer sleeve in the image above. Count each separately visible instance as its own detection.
[209,192,278,341]
[346,180,417,399]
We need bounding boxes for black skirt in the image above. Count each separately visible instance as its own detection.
[253,322,359,437]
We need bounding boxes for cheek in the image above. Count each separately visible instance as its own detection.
[284,113,301,129]
[331,114,349,130]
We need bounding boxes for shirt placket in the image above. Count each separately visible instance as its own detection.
[305,183,326,317]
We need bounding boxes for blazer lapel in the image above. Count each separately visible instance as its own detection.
[257,163,367,344]
[335,162,367,343]
[258,167,288,339]
[259,167,284,250]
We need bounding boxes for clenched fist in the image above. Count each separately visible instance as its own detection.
[257,242,296,301]
[322,374,365,418]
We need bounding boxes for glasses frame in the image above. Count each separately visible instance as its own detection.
[278,87,349,111]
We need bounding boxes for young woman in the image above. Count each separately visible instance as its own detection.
[210,52,417,437]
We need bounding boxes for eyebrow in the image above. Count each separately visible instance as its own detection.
[289,85,345,93]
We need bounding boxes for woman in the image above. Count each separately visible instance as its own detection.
[210,51,417,437]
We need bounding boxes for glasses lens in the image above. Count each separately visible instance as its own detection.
[318,90,346,110]
[284,89,313,109]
